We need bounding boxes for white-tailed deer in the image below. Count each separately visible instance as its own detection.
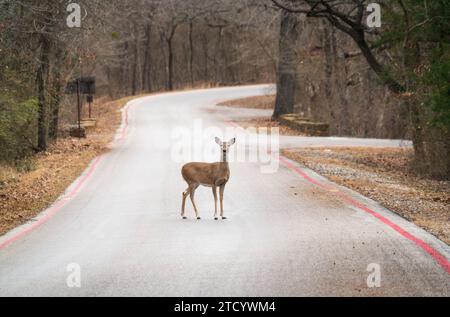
[181,137,236,220]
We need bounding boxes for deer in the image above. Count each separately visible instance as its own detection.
[181,137,236,220]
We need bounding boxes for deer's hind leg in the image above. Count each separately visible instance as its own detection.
[219,184,227,220]
[189,184,201,220]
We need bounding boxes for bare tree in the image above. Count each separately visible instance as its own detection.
[273,9,301,119]
[271,0,450,178]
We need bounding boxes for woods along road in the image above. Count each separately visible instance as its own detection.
[0,85,448,296]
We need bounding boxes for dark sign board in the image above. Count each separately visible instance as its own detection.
[65,77,96,95]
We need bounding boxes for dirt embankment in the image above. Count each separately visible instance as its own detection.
[0,96,135,236]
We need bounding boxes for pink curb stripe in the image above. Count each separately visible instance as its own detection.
[0,101,133,250]
[0,155,104,250]
[224,118,450,275]
[279,154,450,275]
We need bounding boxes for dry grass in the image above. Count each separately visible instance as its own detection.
[283,147,450,244]
[0,96,135,236]
[218,95,275,109]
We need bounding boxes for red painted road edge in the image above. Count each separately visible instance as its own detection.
[225,119,450,275]
[0,103,132,250]
[279,156,450,275]
[0,155,103,249]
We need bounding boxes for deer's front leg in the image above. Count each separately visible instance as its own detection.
[181,189,189,219]
[212,186,218,220]
[219,184,226,220]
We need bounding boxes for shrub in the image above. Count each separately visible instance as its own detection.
[0,96,38,164]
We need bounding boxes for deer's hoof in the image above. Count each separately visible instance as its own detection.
[182,217,187,220]
[222,217,227,220]
[214,217,218,220]
[197,217,201,220]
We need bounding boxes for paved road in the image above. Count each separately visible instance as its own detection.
[0,85,448,296]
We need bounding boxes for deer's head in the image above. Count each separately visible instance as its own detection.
[215,137,236,162]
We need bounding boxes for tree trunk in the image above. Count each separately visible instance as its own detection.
[273,9,301,119]
[167,39,174,91]
[122,41,130,96]
[159,32,168,90]
[188,21,194,87]
[202,33,209,82]
[131,24,139,95]
[215,27,224,83]
[49,45,63,140]
[37,34,50,151]
[142,22,152,92]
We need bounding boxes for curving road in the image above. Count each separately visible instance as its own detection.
[0,85,448,296]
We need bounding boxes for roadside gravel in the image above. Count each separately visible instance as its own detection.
[284,147,450,244]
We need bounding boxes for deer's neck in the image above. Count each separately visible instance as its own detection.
[219,153,230,177]
[221,152,228,164]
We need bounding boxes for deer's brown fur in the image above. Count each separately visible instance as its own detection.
[181,138,235,220]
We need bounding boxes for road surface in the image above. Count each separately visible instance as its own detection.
[0,85,448,296]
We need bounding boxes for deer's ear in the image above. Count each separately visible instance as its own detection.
[215,137,222,145]
[230,138,236,145]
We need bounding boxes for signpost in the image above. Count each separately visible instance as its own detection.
[87,95,94,119]
[65,77,96,137]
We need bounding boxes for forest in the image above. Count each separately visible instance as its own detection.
[0,0,449,179]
